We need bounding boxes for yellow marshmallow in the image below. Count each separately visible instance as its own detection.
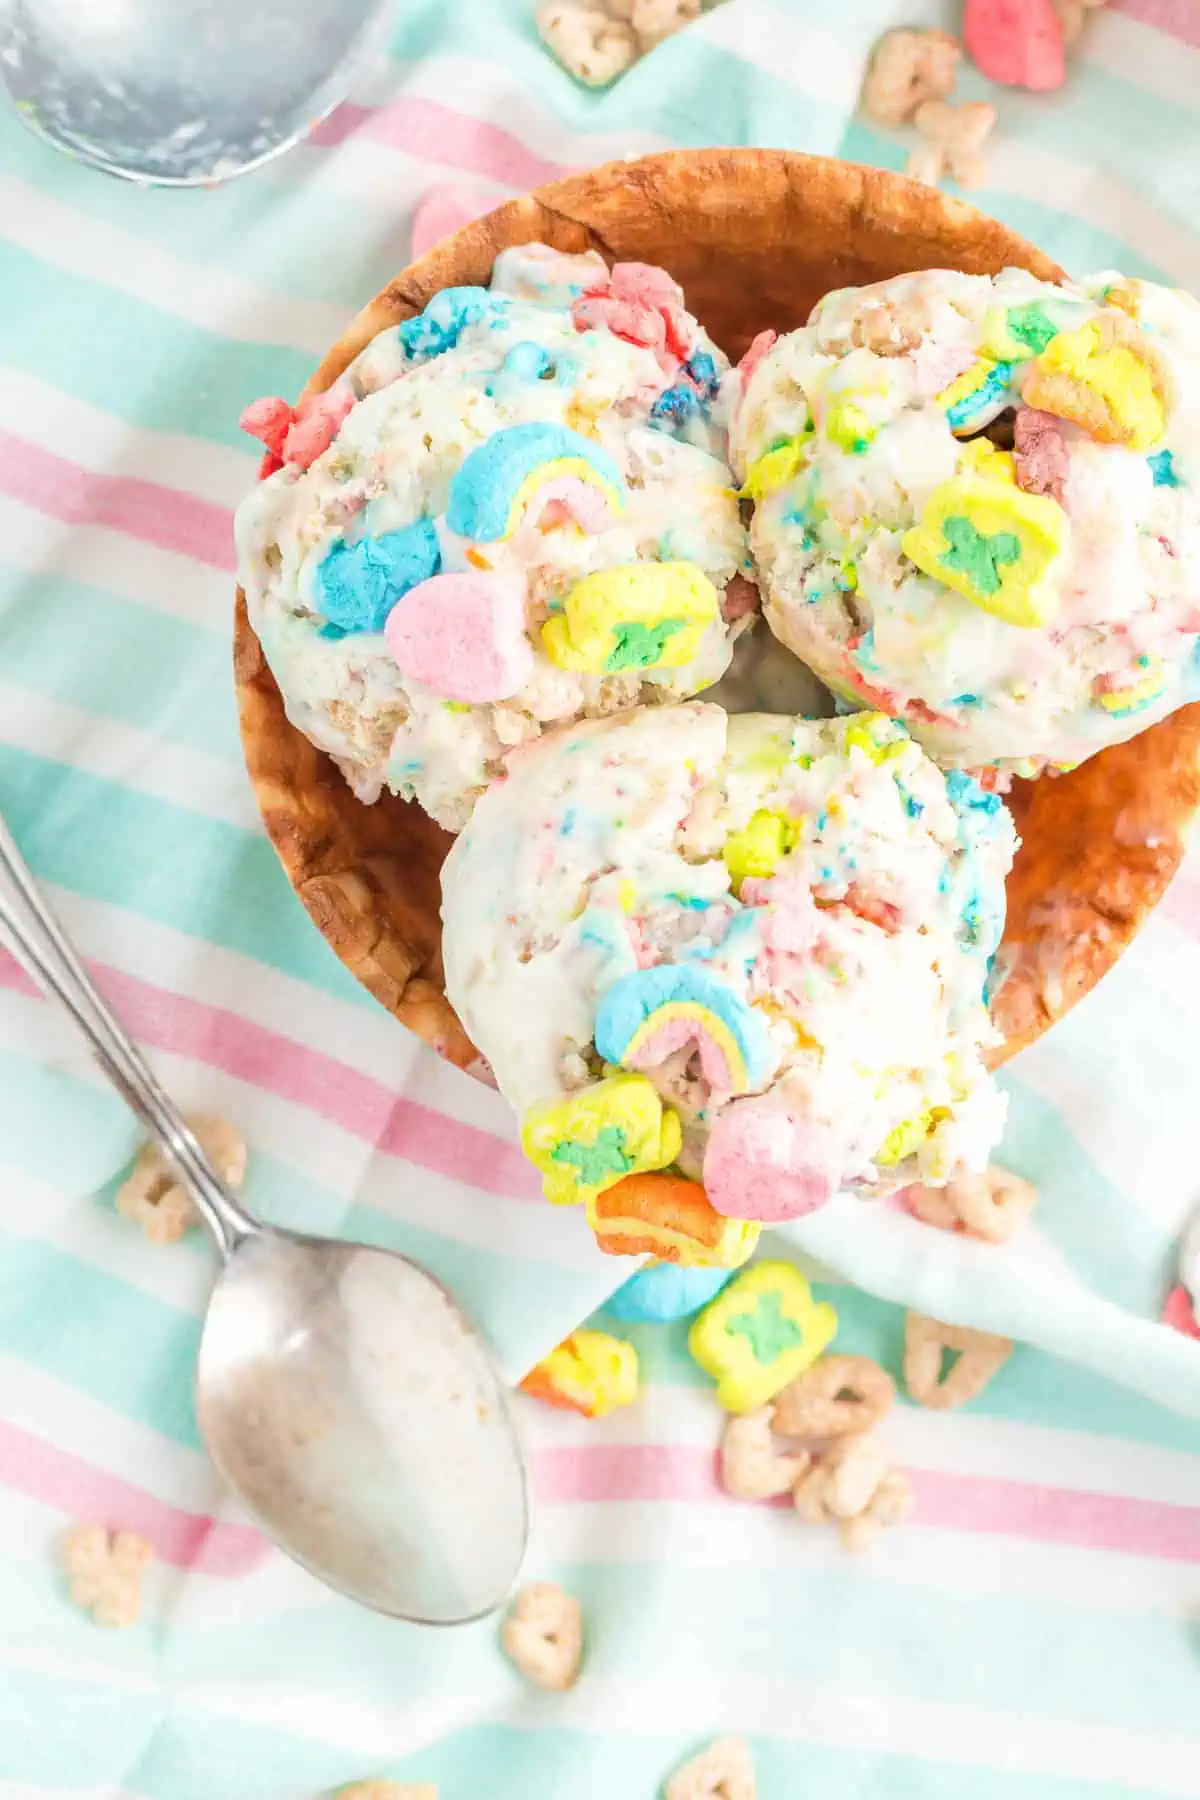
[902,475,1067,629]
[521,1074,682,1207]
[542,562,720,674]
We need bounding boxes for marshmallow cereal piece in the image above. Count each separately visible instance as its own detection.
[703,1096,847,1221]
[964,0,1066,89]
[904,1310,1014,1408]
[521,1073,682,1207]
[666,1735,758,1800]
[587,1171,760,1266]
[902,474,1068,627]
[520,1328,639,1417]
[542,561,722,674]
[1164,1284,1200,1339]
[501,1582,584,1689]
[386,571,534,701]
[607,1259,734,1322]
[731,266,1200,775]
[240,395,293,459]
[318,519,442,635]
[235,245,748,830]
[741,435,811,503]
[595,962,773,1096]
[446,422,625,542]
[1013,406,1071,503]
[1023,312,1169,450]
[62,1524,152,1628]
[688,1260,838,1412]
[116,1114,247,1243]
[719,1405,810,1499]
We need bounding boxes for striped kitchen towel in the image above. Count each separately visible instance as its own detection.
[0,0,1198,1794]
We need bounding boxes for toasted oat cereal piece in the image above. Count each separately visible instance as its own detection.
[632,0,701,50]
[861,28,961,126]
[666,1734,757,1800]
[904,1311,1014,1410]
[720,1406,810,1501]
[906,1163,1038,1243]
[62,1523,152,1628]
[840,1469,914,1552]
[907,99,996,188]
[536,2,639,83]
[501,1582,583,1690]
[116,1114,247,1243]
[792,1436,913,1551]
[772,1353,895,1441]
[338,1784,438,1800]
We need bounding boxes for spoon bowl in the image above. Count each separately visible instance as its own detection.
[197,1229,528,1623]
[0,812,529,1624]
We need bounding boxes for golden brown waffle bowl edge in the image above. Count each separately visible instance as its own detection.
[232,148,1200,1078]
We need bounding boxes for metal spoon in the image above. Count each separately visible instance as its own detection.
[0,815,529,1624]
[0,0,393,187]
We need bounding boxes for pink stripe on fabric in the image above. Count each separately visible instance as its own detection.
[0,951,538,1201]
[0,1422,267,1576]
[311,96,569,190]
[533,1443,1200,1562]
[0,430,235,572]
[411,183,500,259]
[1112,0,1200,47]
[8,1426,1200,1579]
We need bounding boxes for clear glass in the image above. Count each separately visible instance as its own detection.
[0,0,393,186]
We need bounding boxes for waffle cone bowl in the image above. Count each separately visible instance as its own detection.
[234,148,1200,1076]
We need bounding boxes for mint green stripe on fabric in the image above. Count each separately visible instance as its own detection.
[0,1236,204,1449]
[0,1053,575,1420]
[160,1548,1200,1736]
[0,746,372,1003]
[529,31,847,156]
[999,1074,1170,1316]
[0,1665,163,1788]
[0,244,312,449]
[0,573,243,764]
[168,1599,508,1715]
[546,1560,1199,1738]
[405,1726,1188,1800]
[0,117,410,314]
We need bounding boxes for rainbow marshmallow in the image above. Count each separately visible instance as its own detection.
[936,356,1016,437]
[445,422,624,542]
[1093,654,1168,716]
[595,964,773,1098]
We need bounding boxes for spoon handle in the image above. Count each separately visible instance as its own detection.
[0,814,253,1257]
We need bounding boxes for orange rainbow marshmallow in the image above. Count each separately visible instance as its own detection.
[520,1329,639,1418]
[586,1171,760,1268]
